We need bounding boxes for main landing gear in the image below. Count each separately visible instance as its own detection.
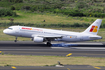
[14,37,17,42]
[47,41,52,46]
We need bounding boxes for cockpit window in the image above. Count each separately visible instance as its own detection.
[8,28,13,30]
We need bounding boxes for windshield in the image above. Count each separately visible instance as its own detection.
[8,28,13,30]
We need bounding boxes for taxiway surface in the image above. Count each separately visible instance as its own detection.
[0,65,105,70]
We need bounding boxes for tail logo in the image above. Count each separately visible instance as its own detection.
[90,25,98,32]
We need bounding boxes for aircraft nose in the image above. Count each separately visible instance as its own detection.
[3,29,7,34]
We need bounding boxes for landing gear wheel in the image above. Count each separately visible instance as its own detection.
[47,42,52,46]
[14,40,17,42]
[14,37,17,42]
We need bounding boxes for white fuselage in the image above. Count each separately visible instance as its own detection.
[3,26,102,42]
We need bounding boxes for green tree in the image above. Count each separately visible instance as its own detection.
[76,1,89,9]
[10,0,23,3]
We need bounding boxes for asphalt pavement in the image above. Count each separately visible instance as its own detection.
[0,65,105,70]
[0,41,105,70]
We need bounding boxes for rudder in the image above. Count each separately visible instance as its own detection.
[83,19,102,35]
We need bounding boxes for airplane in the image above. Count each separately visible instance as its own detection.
[3,19,102,46]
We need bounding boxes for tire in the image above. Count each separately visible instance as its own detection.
[14,40,17,42]
[47,42,52,46]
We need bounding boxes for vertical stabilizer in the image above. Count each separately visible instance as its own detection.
[83,19,102,35]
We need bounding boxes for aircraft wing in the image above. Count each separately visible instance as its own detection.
[32,34,62,38]
[38,35,62,38]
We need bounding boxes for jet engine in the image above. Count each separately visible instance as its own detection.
[33,36,44,42]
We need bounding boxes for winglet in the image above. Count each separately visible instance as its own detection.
[83,19,102,35]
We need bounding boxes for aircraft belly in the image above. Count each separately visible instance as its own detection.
[62,36,79,42]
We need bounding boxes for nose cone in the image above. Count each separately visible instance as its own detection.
[3,29,7,34]
[3,29,9,34]
[3,29,14,35]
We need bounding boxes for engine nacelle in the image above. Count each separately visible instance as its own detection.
[33,36,44,42]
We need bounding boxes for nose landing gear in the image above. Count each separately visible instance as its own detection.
[14,37,17,42]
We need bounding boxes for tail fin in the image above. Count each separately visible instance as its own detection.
[83,19,102,35]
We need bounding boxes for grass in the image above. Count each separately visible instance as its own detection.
[0,11,99,24]
[0,54,105,66]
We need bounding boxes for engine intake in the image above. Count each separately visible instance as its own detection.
[33,36,44,42]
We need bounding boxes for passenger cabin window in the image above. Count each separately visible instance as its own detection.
[8,28,13,30]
